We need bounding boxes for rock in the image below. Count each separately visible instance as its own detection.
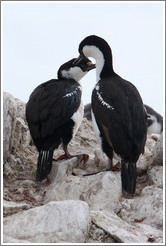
[44,159,122,212]
[3,236,31,243]
[3,92,37,183]
[3,200,90,243]
[80,172,121,212]
[136,135,160,175]
[150,133,161,141]
[3,92,32,158]
[119,185,163,229]
[87,223,115,243]
[3,201,30,216]
[90,210,163,243]
[3,92,17,164]
[136,151,149,176]
[149,133,163,166]
[148,166,163,187]
[146,133,163,187]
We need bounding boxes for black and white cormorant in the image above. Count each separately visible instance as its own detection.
[144,104,163,135]
[26,57,95,181]
[74,35,147,195]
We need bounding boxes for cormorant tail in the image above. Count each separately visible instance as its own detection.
[121,160,137,195]
[36,150,54,181]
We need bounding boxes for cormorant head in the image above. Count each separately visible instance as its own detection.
[74,35,113,80]
[58,56,95,81]
[78,35,111,58]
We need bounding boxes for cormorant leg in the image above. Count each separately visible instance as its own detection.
[54,145,89,163]
[105,158,113,171]
[63,145,89,162]
[53,145,71,161]
[104,159,121,171]
[105,159,121,171]
[111,161,121,171]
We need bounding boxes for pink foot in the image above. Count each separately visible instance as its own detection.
[53,155,66,161]
[53,154,89,162]
[111,162,121,172]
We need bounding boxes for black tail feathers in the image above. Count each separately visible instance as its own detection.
[121,160,137,195]
[36,150,54,182]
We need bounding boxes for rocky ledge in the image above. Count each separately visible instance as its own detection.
[3,92,163,243]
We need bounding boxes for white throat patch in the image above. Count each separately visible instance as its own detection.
[61,67,87,82]
[83,45,105,82]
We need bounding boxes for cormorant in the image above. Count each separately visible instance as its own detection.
[26,57,95,181]
[74,35,147,195]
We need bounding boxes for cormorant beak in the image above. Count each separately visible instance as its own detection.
[85,61,96,71]
[73,53,86,66]
[73,53,96,71]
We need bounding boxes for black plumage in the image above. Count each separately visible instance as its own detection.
[84,103,163,135]
[75,35,148,195]
[26,57,95,181]
[84,103,92,121]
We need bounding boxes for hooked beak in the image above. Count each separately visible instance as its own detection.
[85,61,96,71]
[73,53,96,72]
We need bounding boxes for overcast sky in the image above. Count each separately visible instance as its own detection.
[2,1,164,115]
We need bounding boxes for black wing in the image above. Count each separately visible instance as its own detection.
[26,79,81,139]
[92,75,147,161]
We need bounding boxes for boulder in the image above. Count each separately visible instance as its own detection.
[45,158,122,212]
[148,166,163,187]
[119,185,163,229]
[3,200,30,217]
[3,92,17,164]
[3,92,37,182]
[149,133,163,166]
[90,210,163,243]
[3,200,90,243]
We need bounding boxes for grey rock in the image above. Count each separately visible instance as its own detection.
[150,133,163,166]
[119,185,163,229]
[90,210,163,243]
[45,159,122,212]
[3,92,37,183]
[3,200,90,243]
[3,92,17,163]
[3,201,30,216]
[148,166,163,187]
[87,223,115,243]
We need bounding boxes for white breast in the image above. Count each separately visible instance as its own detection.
[91,109,102,146]
[148,115,162,135]
[71,101,84,138]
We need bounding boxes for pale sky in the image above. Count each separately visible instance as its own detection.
[2,1,164,115]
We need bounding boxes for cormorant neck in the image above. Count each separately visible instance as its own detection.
[58,67,87,84]
[82,45,114,81]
